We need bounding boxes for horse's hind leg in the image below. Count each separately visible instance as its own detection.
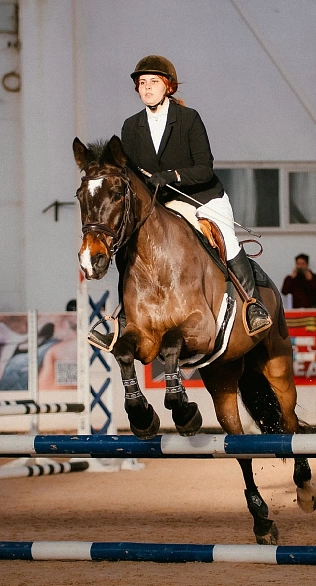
[238,459,279,545]
[260,343,316,514]
[113,335,160,440]
[294,457,316,513]
[200,361,278,545]
[160,331,202,436]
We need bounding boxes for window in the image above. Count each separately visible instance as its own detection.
[289,172,316,224]
[214,165,316,231]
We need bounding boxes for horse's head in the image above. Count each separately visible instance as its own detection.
[73,135,131,280]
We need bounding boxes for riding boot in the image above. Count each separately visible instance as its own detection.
[87,308,126,351]
[227,247,272,336]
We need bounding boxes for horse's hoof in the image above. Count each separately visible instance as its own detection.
[175,402,203,437]
[130,408,160,440]
[297,483,316,513]
[255,521,279,545]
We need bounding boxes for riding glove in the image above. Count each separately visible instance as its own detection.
[148,170,178,187]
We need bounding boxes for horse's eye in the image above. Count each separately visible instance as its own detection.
[113,192,123,202]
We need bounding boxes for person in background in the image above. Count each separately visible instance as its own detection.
[281,253,316,308]
[66,299,77,311]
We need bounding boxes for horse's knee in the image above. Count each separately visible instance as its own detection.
[113,340,136,375]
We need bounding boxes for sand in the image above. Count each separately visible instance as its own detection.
[0,453,316,585]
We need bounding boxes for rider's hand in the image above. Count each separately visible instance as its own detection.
[148,170,177,187]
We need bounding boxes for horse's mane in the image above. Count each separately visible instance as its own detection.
[85,139,110,166]
[85,139,142,180]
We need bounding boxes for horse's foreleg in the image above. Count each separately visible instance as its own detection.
[160,331,202,436]
[113,336,160,440]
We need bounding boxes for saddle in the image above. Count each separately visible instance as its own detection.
[198,218,227,266]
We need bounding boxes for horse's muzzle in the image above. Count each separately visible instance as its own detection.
[78,234,111,280]
[78,251,110,280]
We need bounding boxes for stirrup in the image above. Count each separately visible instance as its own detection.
[242,298,273,337]
[87,315,119,352]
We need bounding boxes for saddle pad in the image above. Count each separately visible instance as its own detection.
[250,258,271,288]
[179,282,237,369]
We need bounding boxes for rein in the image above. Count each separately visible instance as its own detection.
[80,170,157,256]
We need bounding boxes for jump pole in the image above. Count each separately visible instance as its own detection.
[0,460,88,479]
[1,433,316,458]
[0,541,316,564]
[0,401,85,416]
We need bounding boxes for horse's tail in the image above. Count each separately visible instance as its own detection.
[238,349,282,434]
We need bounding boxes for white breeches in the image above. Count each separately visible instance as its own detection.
[166,193,240,261]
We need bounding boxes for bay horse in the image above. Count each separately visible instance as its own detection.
[73,135,316,545]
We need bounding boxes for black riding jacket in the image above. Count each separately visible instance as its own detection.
[121,100,223,207]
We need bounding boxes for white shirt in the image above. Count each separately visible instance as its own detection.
[146,99,169,153]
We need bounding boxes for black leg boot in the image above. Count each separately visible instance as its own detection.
[228,247,272,336]
[87,307,126,351]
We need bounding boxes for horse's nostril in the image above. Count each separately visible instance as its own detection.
[92,253,108,270]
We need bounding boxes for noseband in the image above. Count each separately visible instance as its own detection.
[80,169,157,257]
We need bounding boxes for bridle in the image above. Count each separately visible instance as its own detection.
[80,169,157,257]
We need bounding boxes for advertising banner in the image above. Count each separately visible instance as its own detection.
[0,313,77,392]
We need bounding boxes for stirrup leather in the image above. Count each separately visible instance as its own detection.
[242,298,273,337]
[87,315,119,352]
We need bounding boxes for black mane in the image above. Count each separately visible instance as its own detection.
[83,137,146,186]
[86,139,109,166]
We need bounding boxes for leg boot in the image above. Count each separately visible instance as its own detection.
[87,307,126,351]
[228,247,272,336]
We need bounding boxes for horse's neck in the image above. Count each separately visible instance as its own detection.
[129,172,192,261]
[130,173,168,239]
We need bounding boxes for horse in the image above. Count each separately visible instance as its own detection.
[73,134,316,545]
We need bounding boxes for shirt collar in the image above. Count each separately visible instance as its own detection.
[146,98,170,119]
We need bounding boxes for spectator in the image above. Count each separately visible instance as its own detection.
[281,254,316,308]
[66,299,77,311]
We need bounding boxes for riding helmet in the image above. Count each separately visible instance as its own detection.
[131,55,178,91]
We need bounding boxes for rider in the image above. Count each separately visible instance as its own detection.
[89,55,271,349]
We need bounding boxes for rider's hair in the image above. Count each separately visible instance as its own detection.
[135,75,185,106]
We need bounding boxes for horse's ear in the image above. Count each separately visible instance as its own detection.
[107,135,127,169]
[73,137,88,170]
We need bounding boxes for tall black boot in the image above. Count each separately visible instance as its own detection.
[87,306,126,351]
[228,247,272,336]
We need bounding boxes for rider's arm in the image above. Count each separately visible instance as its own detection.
[174,110,216,186]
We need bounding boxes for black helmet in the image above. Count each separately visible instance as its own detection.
[131,55,178,91]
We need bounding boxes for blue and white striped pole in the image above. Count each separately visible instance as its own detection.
[0,542,316,564]
[1,433,316,458]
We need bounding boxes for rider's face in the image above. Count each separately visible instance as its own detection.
[138,75,166,107]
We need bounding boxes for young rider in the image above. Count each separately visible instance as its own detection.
[90,55,271,349]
